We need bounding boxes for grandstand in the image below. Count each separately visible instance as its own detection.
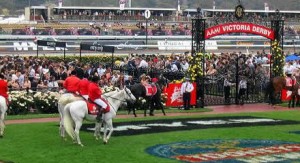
[0,5,299,40]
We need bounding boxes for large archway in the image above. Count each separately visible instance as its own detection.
[191,9,284,107]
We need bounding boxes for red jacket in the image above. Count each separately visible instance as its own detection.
[78,78,90,95]
[63,75,80,93]
[0,79,8,100]
[88,82,102,101]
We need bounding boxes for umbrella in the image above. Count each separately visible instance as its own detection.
[285,55,300,62]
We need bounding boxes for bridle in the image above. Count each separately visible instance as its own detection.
[102,87,135,103]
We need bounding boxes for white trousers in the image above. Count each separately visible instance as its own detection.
[94,98,108,108]
[82,95,88,101]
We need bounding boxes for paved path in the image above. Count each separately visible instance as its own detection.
[5,103,290,125]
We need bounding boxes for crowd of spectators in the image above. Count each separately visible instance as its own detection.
[0,50,275,95]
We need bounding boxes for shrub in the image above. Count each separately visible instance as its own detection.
[33,91,60,113]
[9,91,34,115]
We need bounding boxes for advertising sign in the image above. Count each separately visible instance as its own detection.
[164,83,197,107]
[157,41,218,50]
[205,22,275,40]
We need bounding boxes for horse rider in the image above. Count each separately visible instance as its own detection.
[77,77,90,100]
[285,70,296,88]
[63,70,80,94]
[88,75,108,122]
[0,74,9,106]
[140,74,151,86]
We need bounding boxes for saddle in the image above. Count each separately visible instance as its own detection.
[285,77,296,87]
[86,98,110,115]
[144,84,157,96]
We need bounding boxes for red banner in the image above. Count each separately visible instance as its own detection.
[205,22,275,40]
[281,89,292,101]
[164,83,197,107]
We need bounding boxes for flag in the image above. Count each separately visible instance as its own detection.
[58,0,63,7]
[213,0,216,10]
[119,0,126,10]
[264,3,269,11]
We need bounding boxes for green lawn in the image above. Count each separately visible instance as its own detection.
[1,110,300,163]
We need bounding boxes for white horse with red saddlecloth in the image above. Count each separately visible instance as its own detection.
[63,87,136,146]
[57,93,82,139]
[0,96,8,137]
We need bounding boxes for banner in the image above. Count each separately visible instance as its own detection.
[164,83,197,107]
[281,89,292,101]
[157,41,218,50]
[37,40,66,48]
[80,43,114,53]
[205,22,275,40]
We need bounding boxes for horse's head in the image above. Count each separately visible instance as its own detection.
[157,74,168,89]
[123,86,136,103]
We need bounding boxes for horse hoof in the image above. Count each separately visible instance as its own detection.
[0,135,3,138]
[149,113,154,116]
[134,114,137,117]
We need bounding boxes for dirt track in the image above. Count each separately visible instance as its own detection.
[5,103,289,125]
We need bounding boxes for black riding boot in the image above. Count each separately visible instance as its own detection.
[96,109,103,122]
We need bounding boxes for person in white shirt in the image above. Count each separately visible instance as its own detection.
[97,64,106,77]
[238,76,247,105]
[181,59,189,72]
[180,77,194,110]
[138,58,148,68]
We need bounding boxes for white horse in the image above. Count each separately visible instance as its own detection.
[63,87,136,146]
[0,96,8,137]
[57,93,82,138]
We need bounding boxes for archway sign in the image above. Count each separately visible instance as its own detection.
[205,22,275,40]
[191,6,284,107]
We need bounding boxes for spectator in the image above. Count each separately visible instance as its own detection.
[180,77,194,110]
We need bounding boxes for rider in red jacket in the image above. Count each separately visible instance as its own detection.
[88,75,107,121]
[0,74,9,105]
[78,78,90,100]
[63,70,80,93]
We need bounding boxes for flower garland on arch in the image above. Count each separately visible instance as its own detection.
[188,52,211,81]
[271,39,285,77]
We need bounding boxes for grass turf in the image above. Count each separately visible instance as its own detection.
[1,110,300,163]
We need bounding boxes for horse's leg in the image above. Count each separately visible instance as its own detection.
[102,121,108,144]
[94,121,102,140]
[104,119,113,144]
[292,94,296,108]
[144,101,148,117]
[0,112,4,137]
[156,96,166,116]
[58,103,65,139]
[74,119,84,147]
[149,100,154,116]
[132,102,137,117]
[297,95,300,107]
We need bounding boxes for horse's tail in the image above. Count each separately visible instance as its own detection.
[63,103,76,140]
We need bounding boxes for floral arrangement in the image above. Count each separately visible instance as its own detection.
[33,91,60,113]
[9,91,34,115]
[188,53,210,81]
[271,39,284,77]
